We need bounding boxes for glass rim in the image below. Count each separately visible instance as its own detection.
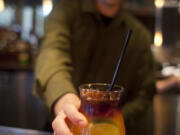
[79,83,124,93]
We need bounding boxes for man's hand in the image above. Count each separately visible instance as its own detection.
[52,93,88,135]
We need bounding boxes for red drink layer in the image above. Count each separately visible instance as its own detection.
[80,89,121,117]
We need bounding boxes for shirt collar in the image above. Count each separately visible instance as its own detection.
[81,0,126,27]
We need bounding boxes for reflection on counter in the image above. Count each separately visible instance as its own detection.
[0,71,50,130]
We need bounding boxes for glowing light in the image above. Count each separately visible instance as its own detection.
[155,0,164,8]
[154,31,163,47]
[43,0,53,17]
[0,0,5,12]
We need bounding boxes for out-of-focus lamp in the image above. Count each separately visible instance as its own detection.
[43,0,53,17]
[154,0,164,47]
[0,0,5,12]
[155,0,165,8]
[154,31,163,47]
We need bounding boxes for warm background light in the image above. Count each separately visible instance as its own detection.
[43,0,53,17]
[0,0,5,12]
[178,1,180,14]
[154,31,163,47]
[155,0,164,8]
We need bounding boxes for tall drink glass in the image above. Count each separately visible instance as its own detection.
[71,83,125,135]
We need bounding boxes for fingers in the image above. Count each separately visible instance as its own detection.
[52,93,88,135]
[64,104,88,127]
[54,93,81,116]
[52,111,73,135]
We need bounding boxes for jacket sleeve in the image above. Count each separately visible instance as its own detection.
[33,1,76,110]
[122,28,156,130]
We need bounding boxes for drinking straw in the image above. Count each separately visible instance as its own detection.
[108,29,132,91]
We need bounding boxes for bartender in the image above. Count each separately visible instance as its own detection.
[34,0,156,135]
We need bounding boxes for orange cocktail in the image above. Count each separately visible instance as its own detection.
[72,83,125,135]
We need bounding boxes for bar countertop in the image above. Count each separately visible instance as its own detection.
[0,126,53,135]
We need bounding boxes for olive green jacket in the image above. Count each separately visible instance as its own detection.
[34,0,156,133]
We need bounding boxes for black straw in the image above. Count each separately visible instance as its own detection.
[108,29,132,91]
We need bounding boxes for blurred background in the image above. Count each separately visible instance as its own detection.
[0,0,179,134]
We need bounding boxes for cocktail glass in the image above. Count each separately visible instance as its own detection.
[71,83,125,135]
